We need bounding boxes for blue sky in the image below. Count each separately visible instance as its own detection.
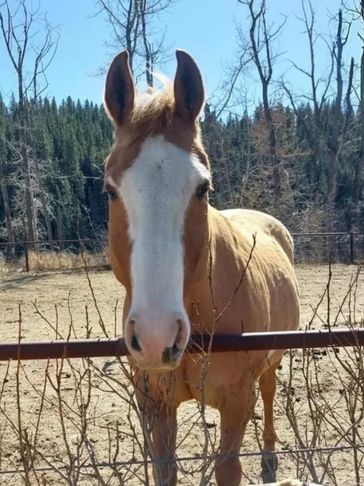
[0,0,360,112]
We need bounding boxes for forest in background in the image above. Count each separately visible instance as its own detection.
[0,95,362,242]
[0,0,363,255]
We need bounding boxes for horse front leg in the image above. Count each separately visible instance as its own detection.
[259,363,280,483]
[134,377,178,486]
[215,377,256,486]
[149,403,177,486]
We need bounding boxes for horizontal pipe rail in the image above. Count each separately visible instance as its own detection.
[0,329,363,361]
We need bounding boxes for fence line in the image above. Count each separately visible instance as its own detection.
[1,232,364,247]
[0,328,362,479]
[0,328,363,361]
[0,238,363,481]
[0,237,106,272]
[1,231,363,270]
[292,231,360,264]
[0,238,103,246]
[0,443,362,476]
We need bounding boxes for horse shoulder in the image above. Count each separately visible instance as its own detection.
[220,208,294,264]
[218,208,299,330]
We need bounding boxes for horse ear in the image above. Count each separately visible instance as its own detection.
[104,51,135,125]
[174,50,205,123]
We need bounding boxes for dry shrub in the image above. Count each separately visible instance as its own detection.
[0,252,20,276]
[28,250,109,272]
[0,291,221,485]
[260,265,364,485]
[0,265,363,485]
[0,248,109,275]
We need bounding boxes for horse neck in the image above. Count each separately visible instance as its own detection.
[186,205,244,332]
[206,204,238,259]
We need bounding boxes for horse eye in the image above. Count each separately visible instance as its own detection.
[104,184,117,201]
[195,180,210,200]
[108,190,117,201]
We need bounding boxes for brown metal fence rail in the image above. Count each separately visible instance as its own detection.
[0,328,363,361]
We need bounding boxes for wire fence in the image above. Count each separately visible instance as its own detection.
[293,231,363,264]
[0,237,107,272]
[0,231,364,272]
[0,232,363,481]
[0,327,363,483]
[0,443,362,477]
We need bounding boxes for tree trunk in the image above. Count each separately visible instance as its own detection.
[55,184,65,250]
[18,72,37,248]
[354,47,364,209]
[21,139,36,248]
[33,157,54,250]
[0,157,15,256]
[262,84,280,202]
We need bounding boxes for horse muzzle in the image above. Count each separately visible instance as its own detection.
[124,310,190,371]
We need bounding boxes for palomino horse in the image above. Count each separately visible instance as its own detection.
[103,50,299,485]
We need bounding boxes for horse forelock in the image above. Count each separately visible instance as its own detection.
[108,85,210,174]
[129,87,174,135]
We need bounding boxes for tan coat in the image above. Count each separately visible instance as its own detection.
[104,49,300,486]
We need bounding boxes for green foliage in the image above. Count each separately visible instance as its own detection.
[202,100,360,231]
[0,96,112,242]
[0,95,361,243]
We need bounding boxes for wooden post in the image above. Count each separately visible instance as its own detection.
[350,232,354,264]
[22,217,30,272]
[24,240,29,272]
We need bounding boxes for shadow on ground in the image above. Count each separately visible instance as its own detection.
[0,273,49,291]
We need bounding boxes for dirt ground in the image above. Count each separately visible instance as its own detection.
[0,264,363,485]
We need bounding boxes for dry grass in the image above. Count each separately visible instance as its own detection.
[0,255,18,275]
[0,250,109,275]
[28,250,109,272]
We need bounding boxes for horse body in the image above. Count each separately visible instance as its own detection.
[104,50,299,485]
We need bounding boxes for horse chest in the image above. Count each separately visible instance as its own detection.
[179,352,257,408]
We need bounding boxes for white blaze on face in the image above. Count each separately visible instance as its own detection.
[120,135,209,317]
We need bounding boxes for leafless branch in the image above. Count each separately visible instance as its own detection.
[96,0,173,84]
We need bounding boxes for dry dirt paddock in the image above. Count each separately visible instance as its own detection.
[0,264,363,485]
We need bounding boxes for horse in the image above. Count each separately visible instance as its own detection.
[103,49,300,486]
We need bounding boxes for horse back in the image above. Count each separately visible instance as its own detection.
[220,208,294,264]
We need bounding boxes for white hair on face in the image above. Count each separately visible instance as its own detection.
[118,135,210,317]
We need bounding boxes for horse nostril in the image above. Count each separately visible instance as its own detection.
[172,342,182,360]
[131,333,142,352]
[162,343,182,364]
[161,318,186,363]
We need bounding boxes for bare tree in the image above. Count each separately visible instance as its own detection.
[282,1,355,226]
[342,0,364,214]
[357,0,364,210]
[0,158,15,256]
[327,9,354,208]
[232,0,286,203]
[0,0,58,247]
[282,0,334,198]
[0,95,15,255]
[96,0,173,86]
